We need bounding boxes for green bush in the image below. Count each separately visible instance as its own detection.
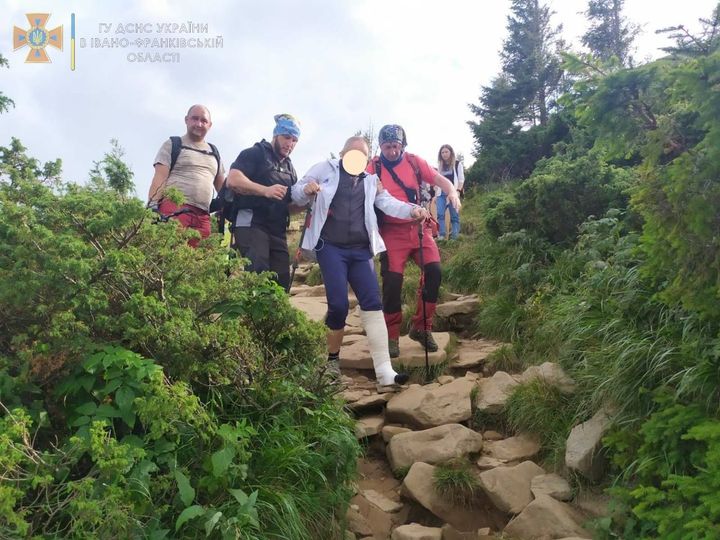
[485,153,634,245]
[604,392,720,539]
[0,145,359,539]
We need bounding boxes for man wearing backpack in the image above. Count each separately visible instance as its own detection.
[225,114,300,291]
[369,124,461,358]
[147,104,225,247]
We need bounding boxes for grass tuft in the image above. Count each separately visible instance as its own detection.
[433,459,480,507]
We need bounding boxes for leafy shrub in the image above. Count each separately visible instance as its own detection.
[485,153,634,245]
[604,392,720,539]
[0,145,359,539]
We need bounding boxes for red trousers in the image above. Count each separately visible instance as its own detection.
[158,200,211,248]
[379,221,441,339]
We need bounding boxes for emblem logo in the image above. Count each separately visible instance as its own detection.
[13,13,63,63]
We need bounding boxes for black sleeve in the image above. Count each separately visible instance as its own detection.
[230,146,263,178]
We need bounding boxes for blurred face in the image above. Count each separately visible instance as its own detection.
[341,139,369,158]
[380,141,403,161]
[273,134,298,159]
[185,107,211,141]
[441,147,452,162]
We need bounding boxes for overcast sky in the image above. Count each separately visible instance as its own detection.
[2,0,717,199]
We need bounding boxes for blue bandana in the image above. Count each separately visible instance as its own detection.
[378,124,406,147]
[273,114,301,138]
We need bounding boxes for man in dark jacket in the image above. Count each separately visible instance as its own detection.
[227,114,300,290]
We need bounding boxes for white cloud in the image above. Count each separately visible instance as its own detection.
[2,0,717,197]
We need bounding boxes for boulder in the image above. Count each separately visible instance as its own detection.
[434,296,479,331]
[503,494,591,539]
[391,523,442,540]
[475,371,520,413]
[519,362,576,394]
[348,393,391,412]
[290,284,326,297]
[436,295,479,317]
[346,505,373,537]
[382,425,412,443]
[362,489,403,513]
[531,474,572,502]
[437,375,455,385]
[441,524,485,540]
[386,378,477,428]
[401,462,505,531]
[450,339,503,369]
[387,424,483,471]
[483,433,541,462]
[479,460,546,514]
[565,409,611,481]
[355,416,384,439]
[289,295,327,322]
[476,456,509,470]
[395,333,451,367]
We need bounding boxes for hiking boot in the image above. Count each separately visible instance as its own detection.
[388,338,400,358]
[326,358,341,380]
[408,328,439,352]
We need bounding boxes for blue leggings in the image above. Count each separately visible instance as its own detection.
[316,241,382,330]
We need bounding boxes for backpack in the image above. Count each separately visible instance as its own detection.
[169,136,221,175]
[169,136,232,233]
[372,153,425,225]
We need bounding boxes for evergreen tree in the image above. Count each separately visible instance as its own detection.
[657,2,720,57]
[0,53,14,115]
[582,0,638,66]
[501,0,565,127]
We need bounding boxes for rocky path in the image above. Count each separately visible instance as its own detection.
[289,267,609,540]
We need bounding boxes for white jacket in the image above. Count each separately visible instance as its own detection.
[291,159,418,256]
[436,161,465,196]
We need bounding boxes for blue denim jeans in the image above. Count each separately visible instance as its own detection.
[436,192,460,239]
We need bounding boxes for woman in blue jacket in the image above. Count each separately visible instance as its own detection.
[292,136,428,389]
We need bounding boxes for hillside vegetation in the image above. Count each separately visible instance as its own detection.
[445,3,720,537]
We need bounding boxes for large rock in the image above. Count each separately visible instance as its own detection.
[347,393,391,412]
[289,295,327,322]
[482,433,541,462]
[401,462,505,532]
[346,506,373,537]
[434,295,479,332]
[531,474,572,501]
[355,416,384,439]
[475,371,520,413]
[290,284,326,297]
[503,494,591,539]
[519,362,576,394]
[386,378,477,428]
[479,460,545,514]
[382,425,412,442]
[441,524,486,540]
[391,523,442,540]
[450,339,504,369]
[362,489,403,513]
[436,295,479,317]
[387,424,483,471]
[565,409,611,481]
[395,333,451,367]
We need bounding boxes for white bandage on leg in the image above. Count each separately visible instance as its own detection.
[360,309,399,386]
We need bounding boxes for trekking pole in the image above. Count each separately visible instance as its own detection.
[287,204,313,293]
[417,219,431,383]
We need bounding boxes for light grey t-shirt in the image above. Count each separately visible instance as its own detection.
[153,135,225,212]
